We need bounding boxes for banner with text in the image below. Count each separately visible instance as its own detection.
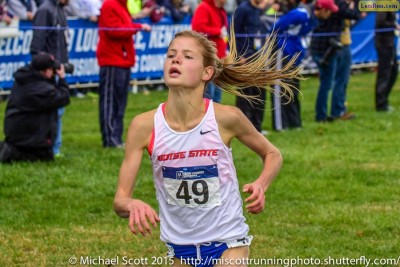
[0,16,191,89]
[0,13,398,90]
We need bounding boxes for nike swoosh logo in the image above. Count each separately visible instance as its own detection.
[200,129,214,135]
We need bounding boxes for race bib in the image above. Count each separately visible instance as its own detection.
[162,165,221,208]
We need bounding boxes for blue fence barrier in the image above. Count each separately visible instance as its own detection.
[0,12,398,90]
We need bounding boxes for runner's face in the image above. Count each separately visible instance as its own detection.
[164,37,212,89]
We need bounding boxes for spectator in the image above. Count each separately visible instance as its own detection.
[329,0,365,121]
[31,0,69,61]
[127,0,141,17]
[192,0,228,103]
[233,0,266,133]
[271,0,338,131]
[30,0,72,157]
[6,0,37,20]
[280,0,300,12]
[261,0,281,14]
[127,0,152,19]
[224,0,236,15]
[142,0,166,23]
[157,0,190,22]
[0,0,12,24]
[259,0,280,33]
[62,0,89,98]
[374,11,399,112]
[96,0,151,148]
[310,0,363,122]
[33,0,44,7]
[182,0,198,14]
[64,0,102,22]
[0,0,20,38]
[0,53,70,163]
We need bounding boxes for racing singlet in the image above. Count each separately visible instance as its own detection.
[149,99,249,245]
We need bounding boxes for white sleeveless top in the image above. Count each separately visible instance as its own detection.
[149,99,249,245]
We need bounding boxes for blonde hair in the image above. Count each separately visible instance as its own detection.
[170,27,302,101]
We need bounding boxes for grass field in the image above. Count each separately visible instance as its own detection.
[0,71,399,267]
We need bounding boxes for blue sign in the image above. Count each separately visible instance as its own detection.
[0,13,398,90]
[0,16,191,90]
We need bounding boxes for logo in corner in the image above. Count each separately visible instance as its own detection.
[358,0,399,11]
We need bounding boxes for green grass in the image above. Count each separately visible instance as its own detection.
[0,71,399,266]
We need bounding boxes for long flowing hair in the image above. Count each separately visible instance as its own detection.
[170,25,302,102]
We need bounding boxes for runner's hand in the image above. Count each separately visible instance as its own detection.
[127,199,160,236]
[243,183,265,214]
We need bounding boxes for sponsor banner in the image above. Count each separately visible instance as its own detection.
[0,13,398,90]
[0,16,191,89]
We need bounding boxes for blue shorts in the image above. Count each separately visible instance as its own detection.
[167,242,228,267]
[166,236,253,267]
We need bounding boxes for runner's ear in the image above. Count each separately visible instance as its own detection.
[202,66,214,82]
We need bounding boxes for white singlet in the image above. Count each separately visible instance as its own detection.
[149,99,249,245]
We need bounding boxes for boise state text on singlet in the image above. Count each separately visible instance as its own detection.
[157,149,218,161]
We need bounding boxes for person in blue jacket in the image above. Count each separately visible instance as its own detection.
[271,0,338,131]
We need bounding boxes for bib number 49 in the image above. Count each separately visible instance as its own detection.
[176,180,209,205]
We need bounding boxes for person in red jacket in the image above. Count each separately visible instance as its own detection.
[96,0,151,148]
[191,0,228,103]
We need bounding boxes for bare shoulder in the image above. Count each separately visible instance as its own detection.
[213,103,250,145]
[126,109,157,148]
[214,103,244,130]
[214,102,259,141]
[128,109,157,131]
